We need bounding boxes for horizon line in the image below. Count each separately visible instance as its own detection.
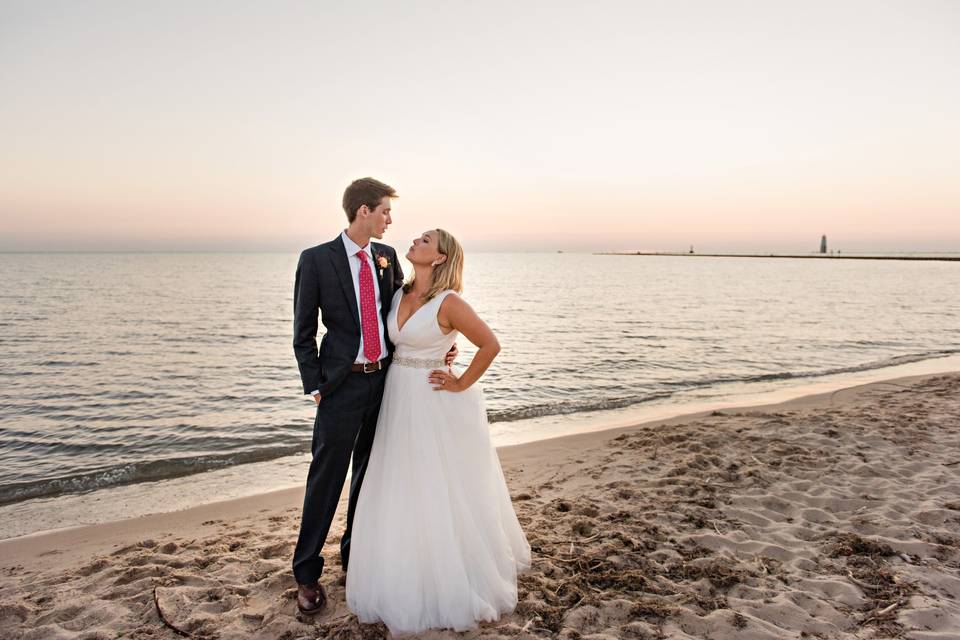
[2,249,960,255]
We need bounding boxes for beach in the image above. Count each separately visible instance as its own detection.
[5,1,960,638]
[1,371,958,639]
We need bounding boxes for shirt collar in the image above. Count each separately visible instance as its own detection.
[340,230,373,259]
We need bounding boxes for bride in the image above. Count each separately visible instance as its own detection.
[345,228,531,635]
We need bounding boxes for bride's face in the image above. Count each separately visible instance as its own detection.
[406,231,445,267]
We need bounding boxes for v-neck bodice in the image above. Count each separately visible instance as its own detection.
[387,289,458,360]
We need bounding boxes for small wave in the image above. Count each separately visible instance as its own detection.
[36,360,100,367]
[662,349,960,389]
[0,443,311,507]
[487,390,677,423]
[487,349,960,423]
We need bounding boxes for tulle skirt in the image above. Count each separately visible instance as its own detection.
[345,364,531,636]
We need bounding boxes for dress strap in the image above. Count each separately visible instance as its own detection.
[433,289,455,302]
[431,289,458,309]
[431,290,458,334]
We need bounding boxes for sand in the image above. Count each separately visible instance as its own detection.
[1,372,959,639]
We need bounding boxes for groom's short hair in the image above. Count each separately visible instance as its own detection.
[343,177,397,223]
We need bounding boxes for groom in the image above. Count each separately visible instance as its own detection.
[291,177,454,615]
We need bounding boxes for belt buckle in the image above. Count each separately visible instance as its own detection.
[362,361,379,374]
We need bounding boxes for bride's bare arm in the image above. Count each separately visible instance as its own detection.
[429,295,499,392]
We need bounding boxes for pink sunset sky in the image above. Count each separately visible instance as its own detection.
[1,1,958,253]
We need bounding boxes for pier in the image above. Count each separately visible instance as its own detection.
[597,252,960,262]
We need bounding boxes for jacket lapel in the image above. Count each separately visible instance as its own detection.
[372,243,393,321]
[329,235,361,330]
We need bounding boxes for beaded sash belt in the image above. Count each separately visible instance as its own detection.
[392,356,446,369]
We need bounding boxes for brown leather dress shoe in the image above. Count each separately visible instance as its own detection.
[296,582,327,615]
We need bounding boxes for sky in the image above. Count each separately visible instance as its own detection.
[1,0,958,253]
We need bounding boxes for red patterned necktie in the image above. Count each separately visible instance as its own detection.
[357,249,382,362]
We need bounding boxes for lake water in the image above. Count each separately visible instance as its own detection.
[1,251,958,538]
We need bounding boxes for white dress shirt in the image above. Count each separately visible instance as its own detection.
[311,231,389,397]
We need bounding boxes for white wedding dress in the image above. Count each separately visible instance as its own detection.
[346,289,531,636]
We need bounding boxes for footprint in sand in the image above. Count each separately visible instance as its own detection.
[258,542,292,559]
[572,519,595,537]
[75,558,111,577]
[574,503,600,517]
[113,564,169,586]
[0,603,30,626]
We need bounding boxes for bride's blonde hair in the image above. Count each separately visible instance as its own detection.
[403,228,464,300]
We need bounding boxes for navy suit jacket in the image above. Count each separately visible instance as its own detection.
[293,235,404,398]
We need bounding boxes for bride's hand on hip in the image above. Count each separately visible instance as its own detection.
[429,368,463,392]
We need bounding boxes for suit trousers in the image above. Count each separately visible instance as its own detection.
[292,366,387,585]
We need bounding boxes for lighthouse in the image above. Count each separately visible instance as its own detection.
[820,235,827,254]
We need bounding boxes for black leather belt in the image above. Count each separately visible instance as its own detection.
[350,358,390,373]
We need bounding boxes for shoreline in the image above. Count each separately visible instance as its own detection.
[0,368,950,567]
[4,352,960,543]
[2,370,958,638]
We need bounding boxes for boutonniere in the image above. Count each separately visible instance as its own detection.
[375,251,390,277]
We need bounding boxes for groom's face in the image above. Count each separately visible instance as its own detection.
[365,196,393,240]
